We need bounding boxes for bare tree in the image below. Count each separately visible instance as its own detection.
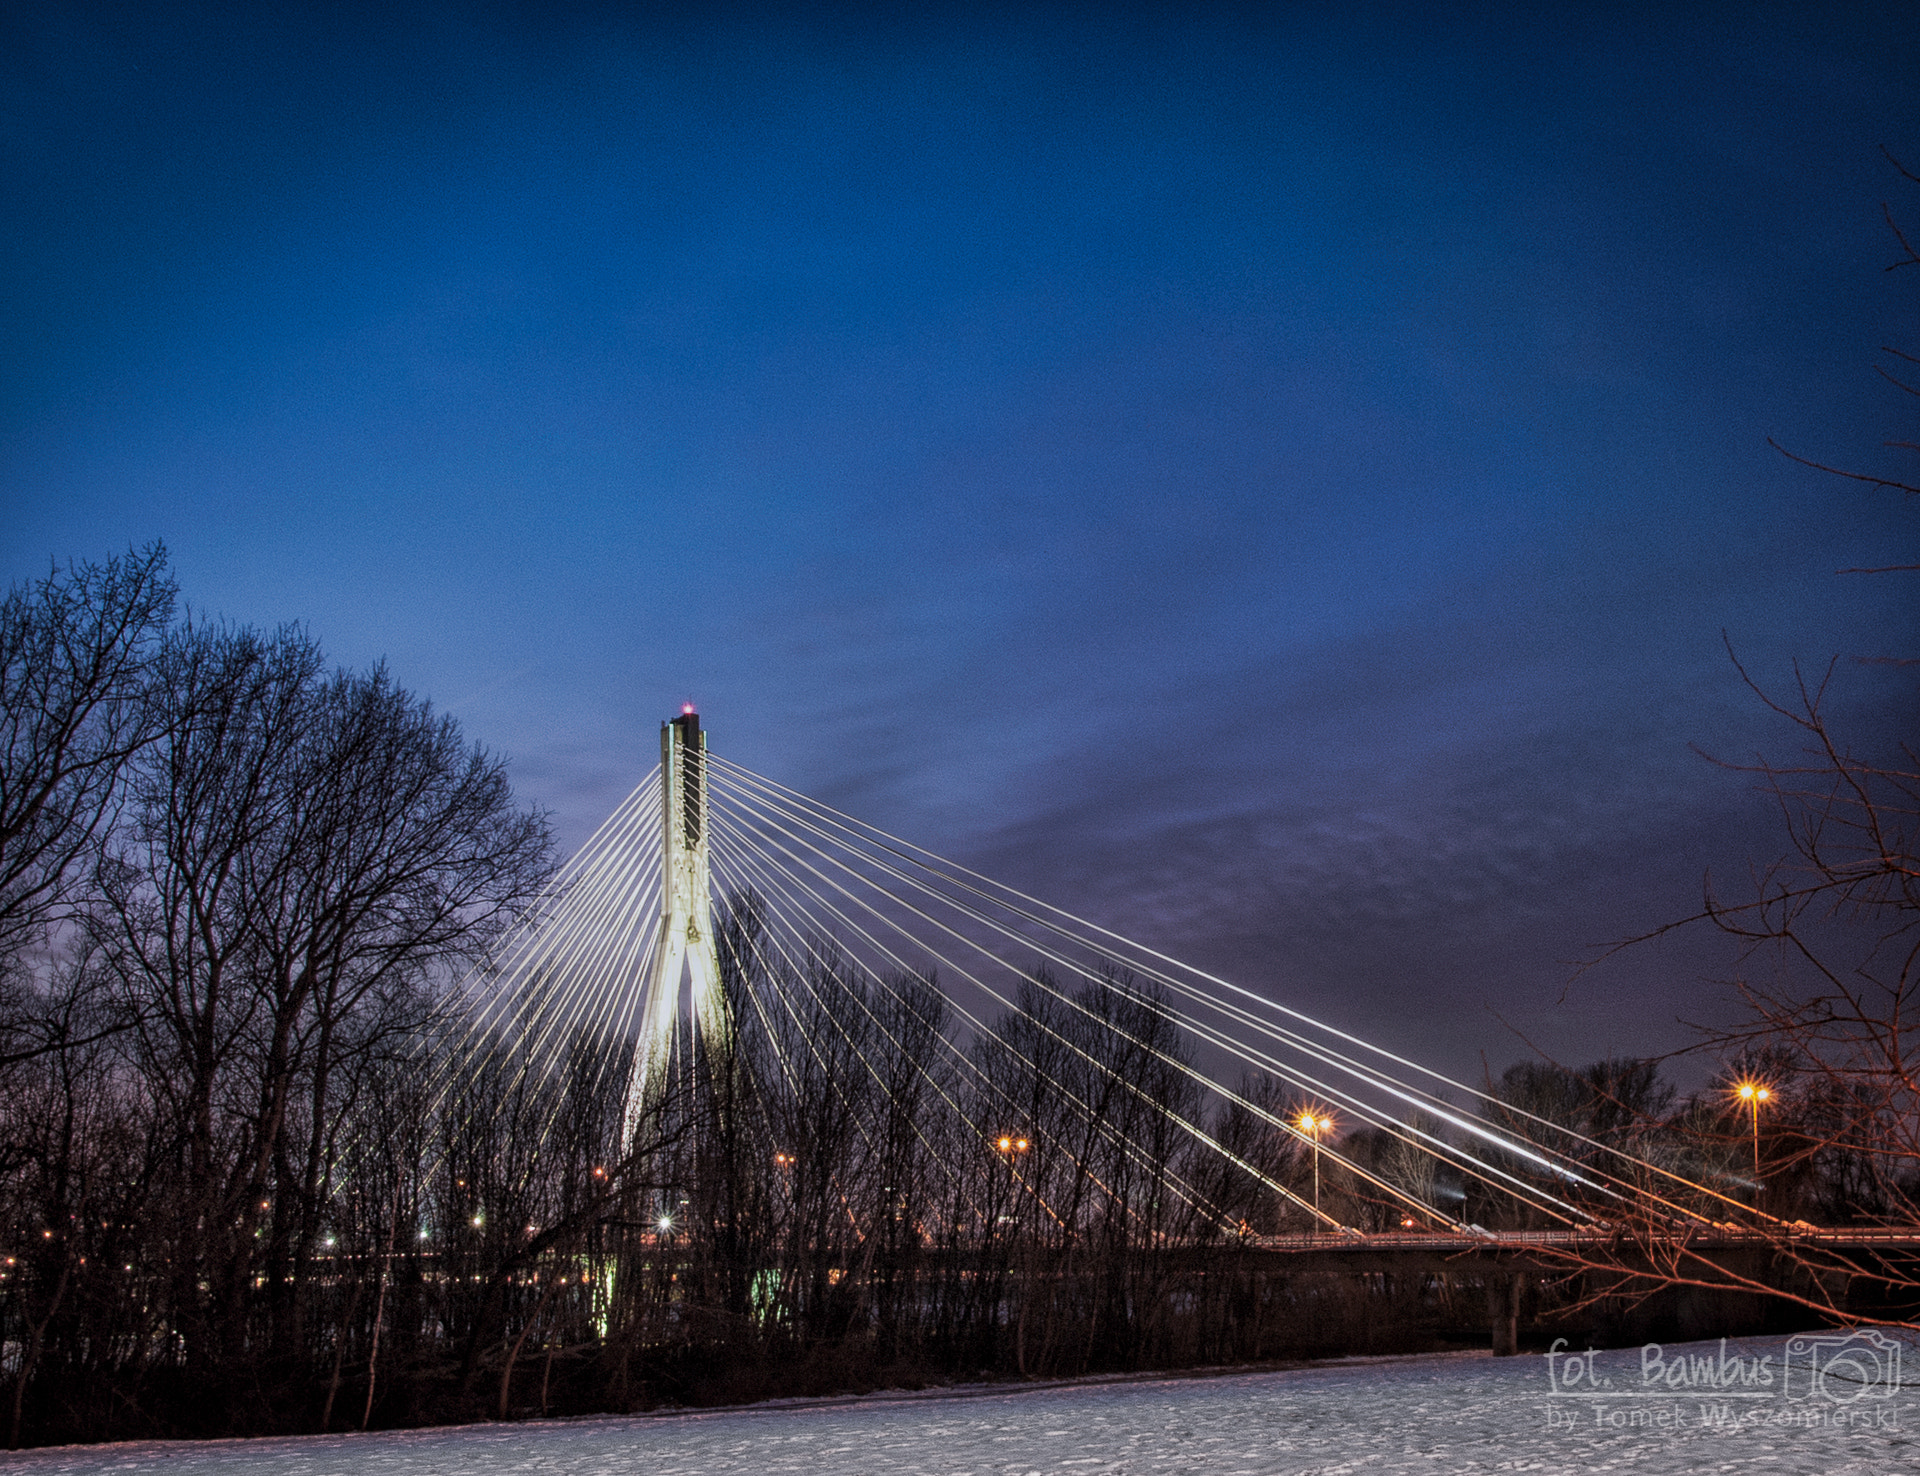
[1553,154,1920,1327]
[1765,146,1919,550]
[1669,155,1918,1312]
[0,545,173,986]
[91,618,556,1395]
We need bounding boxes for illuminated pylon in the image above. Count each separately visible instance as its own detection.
[621,709,730,1152]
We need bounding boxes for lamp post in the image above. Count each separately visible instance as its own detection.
[1735,1080,1773,1198]
[1298,1110,1334,1223]
[993,1135,1029,1232]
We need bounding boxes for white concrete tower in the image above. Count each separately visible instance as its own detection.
[620,708,729,1153]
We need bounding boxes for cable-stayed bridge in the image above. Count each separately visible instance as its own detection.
[427,711,1913,1353]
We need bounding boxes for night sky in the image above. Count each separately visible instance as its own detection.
[5,3,1915,1083]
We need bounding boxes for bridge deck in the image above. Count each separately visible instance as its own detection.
[1246,1228,1920,1254]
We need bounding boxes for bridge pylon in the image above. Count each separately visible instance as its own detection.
[620,708,730,1154]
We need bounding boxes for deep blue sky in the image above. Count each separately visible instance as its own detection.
[5,2,1915,1080]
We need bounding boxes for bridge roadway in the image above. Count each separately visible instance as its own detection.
[1220,1227,1920,1353]
[1235,1225,1920,1275]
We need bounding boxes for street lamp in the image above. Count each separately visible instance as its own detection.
[1734,1079,1773,1192]
[1298,1109,1334,1223]
[992,1135,1030,1230]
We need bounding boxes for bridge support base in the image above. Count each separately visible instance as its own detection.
[1488,1272,1524,1357]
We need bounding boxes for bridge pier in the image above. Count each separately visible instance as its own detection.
[1487,1271,1524,1357]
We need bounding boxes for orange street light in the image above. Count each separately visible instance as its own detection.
[993,1135,1031,1172]
[1733,1080,1774,1191]
[1298,1109,1335,1220]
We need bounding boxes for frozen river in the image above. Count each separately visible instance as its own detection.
[6,1332,1913,1475]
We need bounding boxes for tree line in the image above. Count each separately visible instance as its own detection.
[0,546,559,1443]
[0,543,1908,1448]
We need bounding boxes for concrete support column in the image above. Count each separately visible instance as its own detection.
[1488,1270,1524,1356]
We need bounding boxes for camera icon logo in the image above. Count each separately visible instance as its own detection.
[1781,1329,1903,1403]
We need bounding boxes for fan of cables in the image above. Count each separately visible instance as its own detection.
[420,749,1745,1240]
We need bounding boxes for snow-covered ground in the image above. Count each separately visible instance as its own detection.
[7,1332,1914,1475]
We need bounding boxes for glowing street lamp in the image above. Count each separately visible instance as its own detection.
[1734,1079,1773,1191]
[1298,1109,1334,1221]
[994,1136,1030,1192]
[991,1136,1030,1231]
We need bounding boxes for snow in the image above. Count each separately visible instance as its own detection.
[8,1333,1915,1475]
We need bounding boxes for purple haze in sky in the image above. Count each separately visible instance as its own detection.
[4,3,1916,1080]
